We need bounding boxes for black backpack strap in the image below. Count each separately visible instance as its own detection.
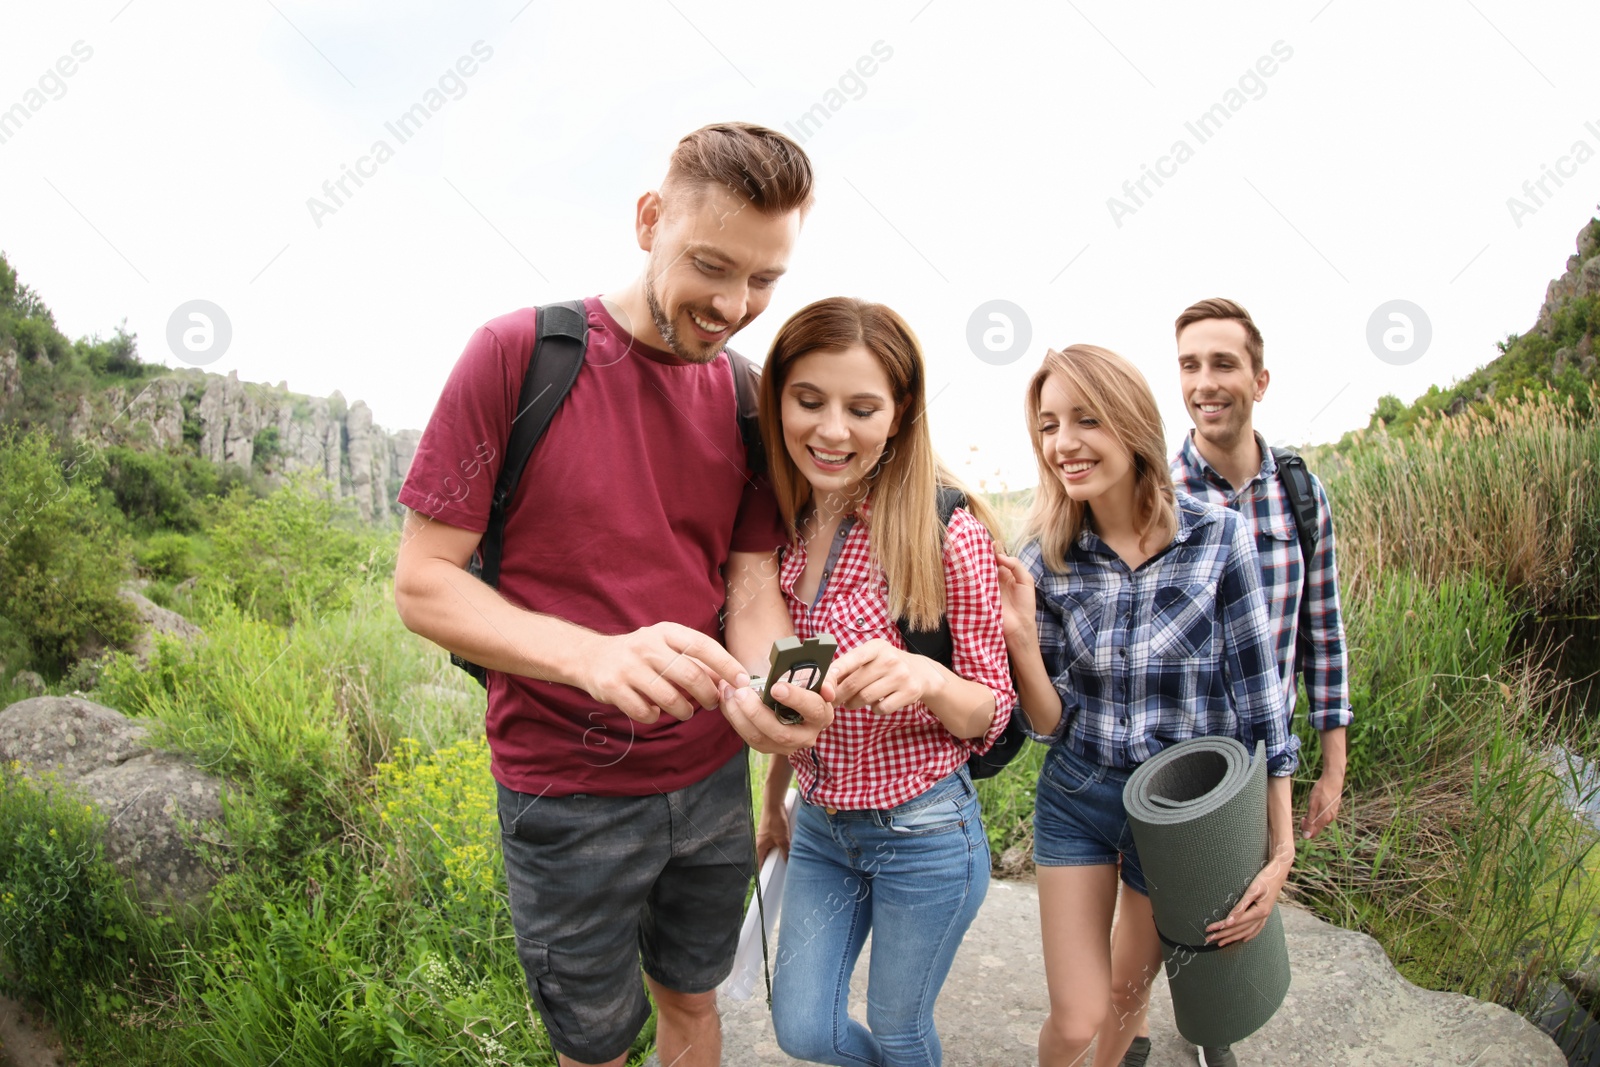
[896,487,966,667]
[479,300,588,588]
[727,350,766,476]
[1271,447,1321,570]
[454,300,588,688]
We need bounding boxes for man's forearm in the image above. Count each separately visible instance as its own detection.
[1318,726,1348,778]
[394,556,595,685]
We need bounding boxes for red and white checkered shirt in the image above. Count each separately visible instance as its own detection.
[780,498,1016,810]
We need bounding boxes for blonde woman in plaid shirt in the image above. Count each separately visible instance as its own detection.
[995,345,1297,1067]
[748,297,1017,1067]
[1117,300,1354,1067]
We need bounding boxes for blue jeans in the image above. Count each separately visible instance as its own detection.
[771,769,989,1067]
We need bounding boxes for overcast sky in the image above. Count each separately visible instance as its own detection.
[3,0,1597,490]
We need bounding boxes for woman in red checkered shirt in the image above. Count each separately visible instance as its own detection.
[753,296,1017,1066]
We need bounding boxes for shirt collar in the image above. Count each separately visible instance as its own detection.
[1179,430,1276,491]
[1072,491,1218,556]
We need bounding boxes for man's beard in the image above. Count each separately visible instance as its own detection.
[643,273,739,365]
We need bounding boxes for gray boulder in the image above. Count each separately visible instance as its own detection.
[715,882,1563,1066]
[121,588,204,668]
[0,696,225,914]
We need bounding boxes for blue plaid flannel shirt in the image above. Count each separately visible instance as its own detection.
[1172,432,1352,733]
[1019,491,1298,777]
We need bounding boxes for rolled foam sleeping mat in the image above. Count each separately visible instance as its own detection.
[1122,736,1290,1048]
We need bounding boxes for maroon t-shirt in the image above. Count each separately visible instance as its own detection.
[399,297,784,796]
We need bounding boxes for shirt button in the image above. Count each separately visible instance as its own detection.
[855,617,865,626]
[1119,648,1127,658]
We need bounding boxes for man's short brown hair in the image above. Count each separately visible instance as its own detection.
[1175,297,1264,374]
[662,122,815,216]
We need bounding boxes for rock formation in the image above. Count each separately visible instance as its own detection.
[1536,217,1600,337]
[0,696,225,914]
[76,369,418,522]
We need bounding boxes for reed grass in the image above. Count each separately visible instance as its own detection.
[1312,387,1600,614]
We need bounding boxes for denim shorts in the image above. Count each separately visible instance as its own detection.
[1032,742,1148,895]
[496,749,754,1064]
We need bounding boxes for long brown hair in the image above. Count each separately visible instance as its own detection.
[1022,345,1177,572]
[760,297,1000,630]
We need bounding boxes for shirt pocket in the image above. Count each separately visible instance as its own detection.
[1149,581,1218,660]
[831,586,897,644]
[1256,521,1302,598]
[1043,590,1105,671]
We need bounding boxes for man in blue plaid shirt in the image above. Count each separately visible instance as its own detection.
[1168,298,1351,847]
[1118,298,1352,1067]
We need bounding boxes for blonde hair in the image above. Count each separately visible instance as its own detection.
[760,297,1001,630]
[1021,345,1177,572]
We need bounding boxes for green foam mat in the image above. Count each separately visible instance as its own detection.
[1122,737,1290,1047]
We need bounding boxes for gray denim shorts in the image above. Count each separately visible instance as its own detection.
[496,749,754,1064]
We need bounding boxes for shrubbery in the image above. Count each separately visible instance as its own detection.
[0,428,137,674]
[0,764,137,1012]
[201,477,384,627]
[100,446,228,532]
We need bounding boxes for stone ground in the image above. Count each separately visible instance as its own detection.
[710,879,1565,1066]
[0,994,64,1067]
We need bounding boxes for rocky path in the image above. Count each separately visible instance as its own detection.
[714,880,1564,1066]
[0,994,64,1067]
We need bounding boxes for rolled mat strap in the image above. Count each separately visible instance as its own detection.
[1123,737,1291,1048]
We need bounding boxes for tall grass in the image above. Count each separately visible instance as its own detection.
[1290,652,1600,1011]
[1284,391,1600,1016]
[1314,388,1600,613]
[93,585,482,868]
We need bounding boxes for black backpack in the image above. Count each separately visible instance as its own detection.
[450,300,764,686]
[897,487,1030,781]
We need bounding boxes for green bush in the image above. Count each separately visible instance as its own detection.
[201,477,379,627]
[135,531,200,583]
[0,428,137,674]
[101,446,225,531]
[0,765,137,1012]
[251,426,281,472]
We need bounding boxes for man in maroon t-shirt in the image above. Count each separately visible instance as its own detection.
[394,124,832,1067]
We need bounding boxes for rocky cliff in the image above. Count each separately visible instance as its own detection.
[60,367,419,523]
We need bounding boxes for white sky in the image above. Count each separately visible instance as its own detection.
[3,0,1598,491]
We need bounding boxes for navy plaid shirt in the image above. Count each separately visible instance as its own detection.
[1172,432,1352,733]
[1019,492,1298,777]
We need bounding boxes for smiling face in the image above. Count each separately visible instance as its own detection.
[637,186,800,364]
[779,344,903,502]
[1036,371,1135,506]
[1176,317,1270,451]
